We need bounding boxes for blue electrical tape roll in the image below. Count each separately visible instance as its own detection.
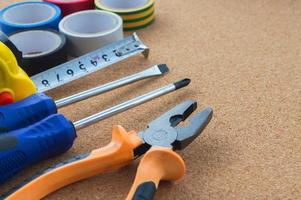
[0,1,61,34]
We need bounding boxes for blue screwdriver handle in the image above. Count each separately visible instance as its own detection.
[0,114,76,184]
[0,93,57,132]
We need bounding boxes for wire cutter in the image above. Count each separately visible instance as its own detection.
[2,100,213,200]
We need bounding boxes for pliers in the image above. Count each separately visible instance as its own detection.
[2,100,213,200]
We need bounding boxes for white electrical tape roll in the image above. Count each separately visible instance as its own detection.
[59,10,123,57]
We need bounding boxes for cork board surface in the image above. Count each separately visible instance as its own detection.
[1,0,301,199]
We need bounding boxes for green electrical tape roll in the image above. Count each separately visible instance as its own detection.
[95,0,155,30]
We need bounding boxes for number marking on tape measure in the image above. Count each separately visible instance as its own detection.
[31,33,149,92]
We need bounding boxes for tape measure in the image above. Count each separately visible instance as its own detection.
[31,33,149,92]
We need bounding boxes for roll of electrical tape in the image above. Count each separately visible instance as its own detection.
[59,10,123,57]
[0,1,61,34]
[43,0,94,17]
[123,13,155,31]
[9,29,67,76]
[95,0,155,30]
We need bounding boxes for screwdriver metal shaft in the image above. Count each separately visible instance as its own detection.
[73,78,191,130]
[55,64,169,108]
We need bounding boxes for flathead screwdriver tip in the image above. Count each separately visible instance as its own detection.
[158,64,169,74]
[174,78,191,90]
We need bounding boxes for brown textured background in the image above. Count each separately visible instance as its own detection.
[1,0,301,199]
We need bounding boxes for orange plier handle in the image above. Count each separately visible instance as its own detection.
[5,125,143,200]
[126,148,186,200]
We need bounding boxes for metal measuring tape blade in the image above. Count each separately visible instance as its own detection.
[31,33,150,92]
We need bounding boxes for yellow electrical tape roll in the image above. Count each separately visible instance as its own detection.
[122,6,154,21]
[124,13,155,31]
[95,0,155,30]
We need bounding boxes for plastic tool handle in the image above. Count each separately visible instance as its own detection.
[0,114,76,184]
[4,126,142,200]
[0,91,14,105]
[126,148,186,200]
[0,93,57,132]
[0,41,36,102]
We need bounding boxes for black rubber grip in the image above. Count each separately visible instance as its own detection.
[0,153,89,198]
[132,181,157,200]
[0,135,18,151]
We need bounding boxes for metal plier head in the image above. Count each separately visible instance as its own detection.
[134,100,213,156]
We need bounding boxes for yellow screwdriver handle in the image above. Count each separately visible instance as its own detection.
[0,42,36,102]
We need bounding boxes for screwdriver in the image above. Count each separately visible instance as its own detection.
[0,78,190,184]
[0,64,169,133]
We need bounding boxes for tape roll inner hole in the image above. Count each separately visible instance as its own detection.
[10,31,61,58]
[100,0,150,9]
[64,12,120,35]
[3,4,56,25]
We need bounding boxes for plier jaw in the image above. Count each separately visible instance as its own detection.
[173,106,213,150]
[135,100,213,156]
